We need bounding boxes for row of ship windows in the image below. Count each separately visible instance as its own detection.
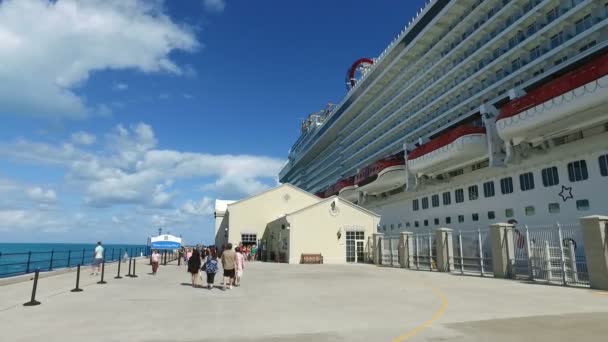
[347,9,603,169]
[412,156,607,211]
[381,199,591,231]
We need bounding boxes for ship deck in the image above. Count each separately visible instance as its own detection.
[1,261,608,341]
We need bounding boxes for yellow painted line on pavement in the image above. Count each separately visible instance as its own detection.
[593,291,608,296]
[392,286,449,342]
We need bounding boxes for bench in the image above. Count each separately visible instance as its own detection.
[300,253,323,264]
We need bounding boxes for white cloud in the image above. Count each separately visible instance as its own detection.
[203,0,226,13]
[0,0,199,119]
[26,187,57,204]
[0,123,284,210]
[113,83,129,91]
[71,131,96,145]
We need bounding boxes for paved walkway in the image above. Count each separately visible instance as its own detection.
[1,261,608,341]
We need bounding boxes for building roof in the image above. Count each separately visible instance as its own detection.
[214,199,236,213]
[226,183,320,209]
[286,195,380,218]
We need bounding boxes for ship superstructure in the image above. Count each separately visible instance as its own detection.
[280,0,608,235]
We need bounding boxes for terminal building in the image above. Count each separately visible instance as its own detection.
[214,184,380,264]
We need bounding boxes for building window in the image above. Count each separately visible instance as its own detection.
[575,14,593,34]
[241,234,257,244]
[546,7,559,24]
[576,199,590,211]
[415,221,420,228]
[432,195,440,208]
[455,189,465,203]
[472,213,479,221]
[413,199,419,211]
[442,192,451,205]
[500,177,514,194]
[600,154,608,176]
[390,224,394,230]
[458,215,465,223]
[505,208,514,218]
[568,160,588,182]
[406,222,411,228]
[468,185,479,201]
[446,217,451,224]
[541,167,560,187]
[488,211,495,220]
[424,220,429,227]
[525,206,535,216]
[550,31,564,49]
[382,225,386,231]
[434,218,440,225]
[548,203,560,214]
[483,181,495,198]
[422,197,429,209]
[519,172,535,191]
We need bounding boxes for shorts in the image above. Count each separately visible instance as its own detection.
[223,269,235,278]
[93,258,103,266]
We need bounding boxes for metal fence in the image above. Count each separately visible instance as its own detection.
[0,247,149,278]
[512,223,589,287]
[412,233,436,271]
[453,229,493,276]
[380,237,400,267]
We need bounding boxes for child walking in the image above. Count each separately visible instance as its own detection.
[203,248,219,290]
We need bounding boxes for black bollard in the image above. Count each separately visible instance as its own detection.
[71,265,84,292]
[126,258,133,277]
[23,269,41,306]
[130,258,138,278]
[97,259,107,284]
[115,254,123,279]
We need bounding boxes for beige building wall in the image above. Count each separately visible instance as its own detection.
[286,197,380,264]
[263,217,291,262]
[214,213,229,248]
[226,184,320,247]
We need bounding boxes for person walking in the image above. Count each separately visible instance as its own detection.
[234,246,244,286]
[151,250,160,275]
[91,241,104,275]
[221,243,237,291]
[187,249,201,288]
[202,248,219,290]
[123,250,129,263]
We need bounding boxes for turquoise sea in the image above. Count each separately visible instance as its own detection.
[0,243,148,278]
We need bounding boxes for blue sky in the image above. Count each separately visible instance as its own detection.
[0,0,426,244]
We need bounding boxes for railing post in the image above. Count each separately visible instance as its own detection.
[26,251,32,274]
[557,222,568,285]
[544,240,553,280]
[388,238,394,267]
[49,250,54,271]
[67,250,72,268]
[415,235,420,270]
[428,233,433,271]
[458,230,464,274]
[81,248,85,266]
[71,265,83,292]
[111,248,115,262]
[23,269,41,306]
[568,240,578,283]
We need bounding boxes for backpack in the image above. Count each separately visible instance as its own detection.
[203,258,218,273]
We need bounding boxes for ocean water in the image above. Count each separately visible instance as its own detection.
[0,243,148,278]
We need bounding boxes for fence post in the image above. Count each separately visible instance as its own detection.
[415,235,420,270]
[25,251,32,274]
[435,228,454,272]
[579,215,608,290]
[111,248,115,262]
[478,229,485,277]
[49,250,54,271]
[568,240,578,283]
[67,251,72,268]
[428,233,433,271]
[525,225,534,280]
[544,240,553,281]
[399,232,413,268]
[489,223,515,278]
[81,248,85,266]
[372,233,383,265]
[556,222,568,285]
[458,230,464,274]
[388,238,394,267]
[23,269,41,306]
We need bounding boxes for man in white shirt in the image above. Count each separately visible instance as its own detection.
[91,241,104,276]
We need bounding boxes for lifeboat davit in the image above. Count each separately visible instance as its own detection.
[407,125,487,177]
[355,152,406,195]
[496,53,608,145]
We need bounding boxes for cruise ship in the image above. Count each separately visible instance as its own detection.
[279,0,608,237]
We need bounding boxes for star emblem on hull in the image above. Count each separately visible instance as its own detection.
[559,185,573,202]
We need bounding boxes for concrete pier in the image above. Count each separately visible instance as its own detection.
[1,261,608,341]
